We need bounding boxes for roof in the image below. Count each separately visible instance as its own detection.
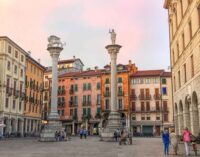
[131,70,165,77]
[59,70,102,78]
[0,36,29,56]
[58,58,84,66]
[162,72,172,77]
[27,55,46,71]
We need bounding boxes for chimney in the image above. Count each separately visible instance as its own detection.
[38,59,41,63]
[86,68,91,71]
[73,56,76,59]
[94,66,98,71]
[129,60,132,65]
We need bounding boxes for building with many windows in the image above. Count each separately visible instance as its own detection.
[0,36,27,136]
[24,55,46,136]
[164,0,200,135]
[130,70,173,136]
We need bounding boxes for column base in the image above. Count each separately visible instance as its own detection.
[100,111,122,142]
[40,120,62,142]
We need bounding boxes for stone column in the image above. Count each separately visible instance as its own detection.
[40,35,64,142]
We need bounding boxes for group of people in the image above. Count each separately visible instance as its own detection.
[114,129,132,145]
[55,130,66,141]
[162,127,199,156]
[79,128,88,139]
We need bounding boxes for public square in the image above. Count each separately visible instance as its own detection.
[0,137,197,157]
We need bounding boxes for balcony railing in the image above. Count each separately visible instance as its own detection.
[130,94,137,100]
[13,90,20,98]
[104,91,110,97]
[20,92,26,100]
[82,101,91,106]
[145,95,151,100]
[58,101,65,107]
[139,94,145,100]
[58,89,65,95]
[154,94,161,100]
[69,101,77,107]
[6,87,13,96]
[118,91,124,96]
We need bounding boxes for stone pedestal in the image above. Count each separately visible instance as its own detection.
[40,120,62,142]
[100,111,122,141]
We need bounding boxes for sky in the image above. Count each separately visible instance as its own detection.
[0,0,170,70]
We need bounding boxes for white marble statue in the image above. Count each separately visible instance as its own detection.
[48,35,64,48]
[109,29,116,45]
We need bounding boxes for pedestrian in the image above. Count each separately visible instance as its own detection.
[80,129,83,139]
[170,128,178,155]
[116,128,120,141]
[55,131,59,141]
[114,130,118,142]
[183,127,192,156]
[128,131,133,145]
[162,129,170,155]
[83,129,87,139]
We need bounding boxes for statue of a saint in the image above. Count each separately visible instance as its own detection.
[109,29,116,45]
[48,35,64,48]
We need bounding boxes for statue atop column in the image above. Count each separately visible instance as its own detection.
[109,29,116,45]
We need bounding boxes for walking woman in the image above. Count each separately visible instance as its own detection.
[162,129,170,155]
[170,128,178,155]
[183,127,192,156]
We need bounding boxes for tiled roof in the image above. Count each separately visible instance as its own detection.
[59,70,101,78]
[131,70,165,77]
[58,58,84,66]
[162,72,171,77]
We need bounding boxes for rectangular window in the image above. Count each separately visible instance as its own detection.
[163,101,168,112]
[162,78,166,84]
[184,64,187,83]
[7,61,10,70]
[140,89,144,97]
[15,51,18,58]
[13,100,16,109]
[191,55,194,77]
[162,87,167,95]
[156,101,160,111]
[96,82,101,90]
[5,97,9,108]
[14,65,18,74]
[118,99,122,110]
[118,77,122,83]
[88,83,91,90]
[164,114,168,122]
[178,71,181,88]
[141,102,145,111]
[146,101,150,111]
[8,45,11,53]
[145,88,150,97]
[20,69,23,77]
[141,115,145,120]
[83,83,86,91]
[21,55,24,62]
[132,102,135,111]
[146,116,151,120]
[105,78,110,84]
[19,102,22,111]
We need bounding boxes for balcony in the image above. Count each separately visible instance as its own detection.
[69,89,74,94]
[139,94,145,100]
[69,101,77,107]
[39,85,44,92]
[104,91,110,97]
[154,94,161,100]
[118,91,124,97]
[13,90,20,98]
[130,94,137,100]
[20,92,26,100]
[58,89,66,95]
[145,95,152,100]
[6,87,13,96]
[58,101,65,107]
[82,101,91,106]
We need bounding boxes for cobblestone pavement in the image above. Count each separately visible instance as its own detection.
[0,137,199,157]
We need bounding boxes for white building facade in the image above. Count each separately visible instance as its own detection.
[164,0,200,135]
[0,36,26,136]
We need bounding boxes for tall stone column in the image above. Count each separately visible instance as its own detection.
[40,35,64,142]
[101,29,122,141]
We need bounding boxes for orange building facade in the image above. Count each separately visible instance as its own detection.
[24,55,46,136]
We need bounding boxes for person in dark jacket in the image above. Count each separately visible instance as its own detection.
[162,129,170,155]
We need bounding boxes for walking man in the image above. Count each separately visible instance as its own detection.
[162,129,170,155]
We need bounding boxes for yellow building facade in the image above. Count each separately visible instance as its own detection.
[24,55,45,136]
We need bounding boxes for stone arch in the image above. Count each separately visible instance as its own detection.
[184,96,191,130]
[191,91,199,135]
[178,100,184,135]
